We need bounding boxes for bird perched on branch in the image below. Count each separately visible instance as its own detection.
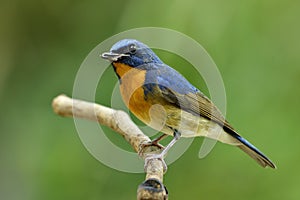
[101,39,276,169]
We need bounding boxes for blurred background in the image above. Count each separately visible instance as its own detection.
[1,0,300,199]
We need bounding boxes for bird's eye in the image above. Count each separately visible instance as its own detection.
[129,44,137,54]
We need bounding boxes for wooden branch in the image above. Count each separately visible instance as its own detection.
[52,94,168,200]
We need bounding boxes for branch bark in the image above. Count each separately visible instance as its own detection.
[52,94,168,200]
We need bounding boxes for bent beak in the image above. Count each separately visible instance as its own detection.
[101,52,129,62]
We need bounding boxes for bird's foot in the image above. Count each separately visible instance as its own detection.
[142,131,181,174]
[138,141,164,159]
[140,134,168,151]
[144,153,168,173]
[141,140,165,150]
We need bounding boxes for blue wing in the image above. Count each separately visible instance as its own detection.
[141,63,228,127]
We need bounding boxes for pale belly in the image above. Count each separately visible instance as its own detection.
[146,104,239,145]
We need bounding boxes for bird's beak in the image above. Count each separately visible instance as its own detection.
[101,52,130,62]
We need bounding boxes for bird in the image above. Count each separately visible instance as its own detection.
[101,39,276,169]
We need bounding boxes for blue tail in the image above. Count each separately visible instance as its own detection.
[235,134,275,168]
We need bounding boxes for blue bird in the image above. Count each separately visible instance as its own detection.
[101,39,276,169]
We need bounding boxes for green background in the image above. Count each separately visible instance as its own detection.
[1,0,299,199]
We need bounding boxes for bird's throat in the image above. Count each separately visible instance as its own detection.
[112,62,137,78]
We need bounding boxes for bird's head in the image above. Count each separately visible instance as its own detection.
[101,39,162,67]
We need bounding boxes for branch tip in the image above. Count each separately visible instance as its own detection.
[51,94,168,199]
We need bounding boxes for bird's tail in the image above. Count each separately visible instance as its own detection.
[197,120,276,168]
[217,125,276,168]
[235,135,276,168]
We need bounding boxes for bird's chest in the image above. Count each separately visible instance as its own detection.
[114,62,153,123]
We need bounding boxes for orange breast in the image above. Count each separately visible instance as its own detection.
[113,62,152,124]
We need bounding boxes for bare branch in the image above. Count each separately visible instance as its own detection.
[52,94,168,200]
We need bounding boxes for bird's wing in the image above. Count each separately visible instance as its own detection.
[143,63,234,131]
[159,85,235,131]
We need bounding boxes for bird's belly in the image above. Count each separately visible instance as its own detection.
[161,106,218,137]
[127,102,220,138]
[149,106,238,144]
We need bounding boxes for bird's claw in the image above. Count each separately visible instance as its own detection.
[142,140,165,150]
[138,141,164,158]
[144,153,168,173]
